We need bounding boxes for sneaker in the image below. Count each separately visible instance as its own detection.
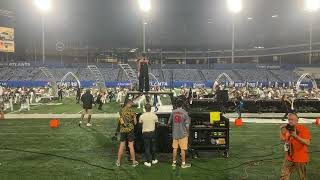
[171,162,176,167]
[144,162,152,167]
[152,159,158,165]
[86,123,92,127]
[79,121,82,126]
[181,163,191,169]
[132,161,139,167]
[116,161,120,167]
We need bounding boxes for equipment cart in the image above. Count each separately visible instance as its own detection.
[188,112,230,158]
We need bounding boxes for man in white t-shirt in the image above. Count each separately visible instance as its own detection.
[139,104,159,167]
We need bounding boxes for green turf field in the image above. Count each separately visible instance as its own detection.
[7,98,122,114]
[7,96,170,114]
[0,118,319,180]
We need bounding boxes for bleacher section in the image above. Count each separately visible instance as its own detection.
[100,68,118,81]
[0,64,314,83]
[295,67,320,79]
[162,69,202,82]
[270,70,298,82]
[202,70,239,82]
[79,67,96,81]
[150,69,163,82]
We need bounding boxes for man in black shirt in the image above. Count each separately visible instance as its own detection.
[80,89,94,127]
[96,92,103,110]
[108,90,114,102]
[58,88,63,101]
[137,53,150,92]
[76,87,81,104]
[235,93,244,118]
[281,95,293,121]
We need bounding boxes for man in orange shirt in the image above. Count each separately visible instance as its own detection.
[279,113,311,180]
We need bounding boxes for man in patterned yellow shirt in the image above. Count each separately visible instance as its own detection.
[116,100,138,167]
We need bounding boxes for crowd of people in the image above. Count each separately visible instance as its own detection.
[0,85,128,113]
[114,92,311,179]
[176,85,320,101]
[0,82,313,177]
[1,84,319,115]
[115,98,191,168]
[0,86,52,112]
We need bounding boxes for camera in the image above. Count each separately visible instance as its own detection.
[111,133,119,141]
[285,124,295,132]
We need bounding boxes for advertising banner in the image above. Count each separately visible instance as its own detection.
[0,27,14,52]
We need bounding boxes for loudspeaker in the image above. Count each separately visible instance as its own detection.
[216,90,229,102]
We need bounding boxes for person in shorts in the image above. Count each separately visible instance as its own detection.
[116,100,138,167]
[168,99,191,168]
[80,89,94,127]
[280,113,311,180]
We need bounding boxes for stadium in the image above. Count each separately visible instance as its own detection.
[0,0,319,179]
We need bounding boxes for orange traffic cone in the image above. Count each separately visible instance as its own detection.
[234,118,243,126]
[50,119,59,128]
[315,118,320,126]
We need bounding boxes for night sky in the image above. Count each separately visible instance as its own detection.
[0,0,320,54]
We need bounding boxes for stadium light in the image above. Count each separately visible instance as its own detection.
[34,0,52,65]
[304,0,320,12]
[304,0,319,64]
[138,0,152,53]
[34,0,52,13]
[227,0,242,64]
[227,0,242,14]
[138,0,151,12]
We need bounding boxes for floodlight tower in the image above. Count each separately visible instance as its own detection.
[304,0,320,64]
[227,0,242,64]
[138,0,151,53]
[34,0,52,65]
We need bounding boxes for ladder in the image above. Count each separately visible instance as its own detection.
[149,72,160,87]
[40,67,56,80]
[39,67,58,96]
[119,64,138,85]
[87,65,106,90]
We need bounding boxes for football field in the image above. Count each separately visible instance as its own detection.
[0,117,319,180]
[1,98,319,179]
[6,98,122,114]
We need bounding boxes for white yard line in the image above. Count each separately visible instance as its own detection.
[1,112,318,123]
[0,132,114,135]
[3,113,120,119]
